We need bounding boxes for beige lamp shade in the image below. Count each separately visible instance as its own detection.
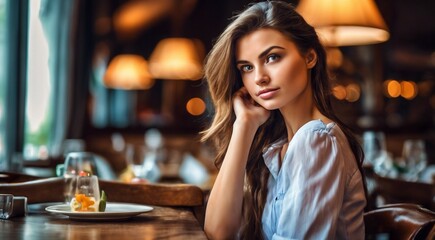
[103,54,154,90]
[113,0,173,36]
[148,38,204,80]
[297,0,390,46]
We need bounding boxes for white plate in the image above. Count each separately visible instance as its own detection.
[45,203,153,220]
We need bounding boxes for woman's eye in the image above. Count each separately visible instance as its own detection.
[240,65,253,72]
[266,54,280,63]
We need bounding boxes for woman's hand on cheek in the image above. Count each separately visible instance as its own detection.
[233,87,270,128]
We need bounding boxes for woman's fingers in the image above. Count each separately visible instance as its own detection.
[234,87,248,99]
[232,87,271,126]
[234,87,254,105]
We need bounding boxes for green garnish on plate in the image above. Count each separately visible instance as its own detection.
[99,190,107,212]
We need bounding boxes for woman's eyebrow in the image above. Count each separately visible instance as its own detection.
[235,60,249,66]
[236,46,285,65]
[258,46,284,59]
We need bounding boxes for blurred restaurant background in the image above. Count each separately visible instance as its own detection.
[0,0,434,210]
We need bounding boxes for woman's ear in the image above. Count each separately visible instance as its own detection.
[305,49,317,69]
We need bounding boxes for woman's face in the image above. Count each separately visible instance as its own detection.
[235,28,316,111]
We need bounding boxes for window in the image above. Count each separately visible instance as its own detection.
[0,0,86,170]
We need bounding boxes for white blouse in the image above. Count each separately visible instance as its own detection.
[261,120,366,240]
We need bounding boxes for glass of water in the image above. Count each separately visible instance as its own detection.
[0,194,14,220]
[71,175,100,212]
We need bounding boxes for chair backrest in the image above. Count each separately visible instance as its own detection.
[364,203,435,240]
[98,179,204,207]
[374,173,435,211]
[0,177,64,203]
[0,177,204,207]
[0,171,43,183]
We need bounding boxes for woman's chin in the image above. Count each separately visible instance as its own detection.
[260,102,281,111]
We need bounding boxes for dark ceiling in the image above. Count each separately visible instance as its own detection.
[92,0,435,78]
[377,0,435,51]
[375,0,435,74]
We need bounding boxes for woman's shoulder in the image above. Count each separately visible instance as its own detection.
[294,119,340,139]
[290,119,352,160]
[291,119,358,171]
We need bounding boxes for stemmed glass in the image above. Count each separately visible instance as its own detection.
[63,152,97,202]
[124,143,161,182]
[362,131,392,175]
[125,143,147,178]
[402,139,427,181]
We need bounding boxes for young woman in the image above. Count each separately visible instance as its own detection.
[201,1,367,239]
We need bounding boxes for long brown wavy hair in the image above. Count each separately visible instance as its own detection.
[201,1,366,239]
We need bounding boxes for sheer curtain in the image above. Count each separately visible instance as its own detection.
[38,0,74,157]
[38,0,92,158]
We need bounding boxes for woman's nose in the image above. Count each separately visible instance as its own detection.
[254,68,270,85]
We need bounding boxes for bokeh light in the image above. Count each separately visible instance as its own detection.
[186,97,206,116]
[345,83,361,102]
[400,81,417,99]
[383,79,419,100]
[384,80,401,98]
[332,85,347,100]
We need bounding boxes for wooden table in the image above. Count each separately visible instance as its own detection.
[0,203,208,239]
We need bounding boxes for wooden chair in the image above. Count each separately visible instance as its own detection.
[0,171,43,183]
[373,173,435,211]
[0,177,205,226]
[364,203,435,240]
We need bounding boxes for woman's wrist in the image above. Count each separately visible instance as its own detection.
[233,118,260,136]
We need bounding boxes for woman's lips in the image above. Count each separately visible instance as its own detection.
[257,88,279,100]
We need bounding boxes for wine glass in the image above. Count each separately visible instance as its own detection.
[124,141,161,182]
[63,152,97,202]
[0,194,14,220]
[362,131,393,176]
[363,131,386,164]
[125,143,147,178]
[402,139,427,181]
